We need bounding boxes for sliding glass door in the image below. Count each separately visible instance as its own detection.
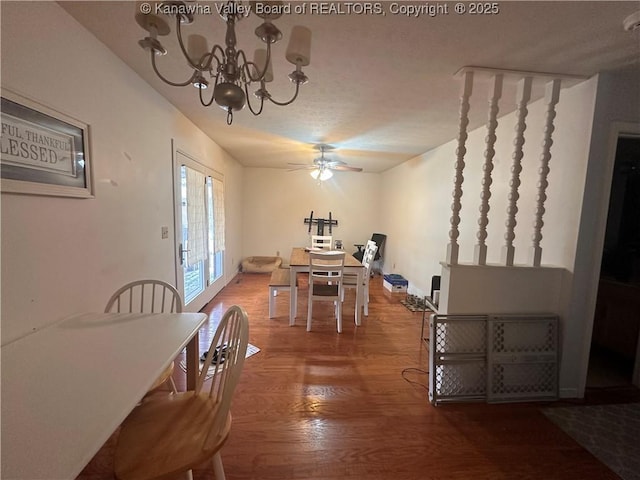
[173,148,225,311]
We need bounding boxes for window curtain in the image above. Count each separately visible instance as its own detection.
[213,177,225,253]
[186,167,206,266]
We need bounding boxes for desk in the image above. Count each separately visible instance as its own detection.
[1,311,207,479]
[289,248,365,327]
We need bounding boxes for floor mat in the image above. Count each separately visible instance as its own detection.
[179,343,260,380]
[542,402,640,480]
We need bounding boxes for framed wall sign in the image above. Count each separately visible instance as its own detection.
[1,89,94,198]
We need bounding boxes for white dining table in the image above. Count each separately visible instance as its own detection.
[1,311,207,480]
[289,247,365,327]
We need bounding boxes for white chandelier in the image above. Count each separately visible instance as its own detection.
[135,1,311,125]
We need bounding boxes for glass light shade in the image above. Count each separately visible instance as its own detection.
[286,26,311,66]
[187,34,209,65]
[310,168,332,181]
[252,49,274,82]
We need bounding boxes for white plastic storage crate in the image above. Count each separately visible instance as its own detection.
[383,274,408,293]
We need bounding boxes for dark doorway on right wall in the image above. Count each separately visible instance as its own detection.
[588,135,640,389]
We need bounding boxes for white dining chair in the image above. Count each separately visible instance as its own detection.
[311,235,333,250]
[343,240,378,316]
[307,251,345,333]
[104,279,182,394]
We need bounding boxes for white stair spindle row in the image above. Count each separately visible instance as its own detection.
[474,74,503,265]
[501,77,533,266]
[446,70,473,265]
[529,79,562,267]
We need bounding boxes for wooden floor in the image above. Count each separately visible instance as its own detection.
[79,273,627,480]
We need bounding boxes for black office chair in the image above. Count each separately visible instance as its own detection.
[354,233,386,266]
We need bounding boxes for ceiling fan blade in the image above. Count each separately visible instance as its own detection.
[325,159,346,167]
[330,165,363,172]
[288,163,317,171]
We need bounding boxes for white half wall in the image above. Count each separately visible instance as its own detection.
[242,168,381,266]
[440,264,565,316]
[1,2,243,343]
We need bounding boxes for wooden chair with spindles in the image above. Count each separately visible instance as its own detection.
[104,279,182,394]
[114,304,250,480]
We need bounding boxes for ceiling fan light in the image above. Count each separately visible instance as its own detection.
[321,169,333,180]
[310,168,332,181]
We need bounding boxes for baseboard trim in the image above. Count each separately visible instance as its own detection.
[559,387,579,399]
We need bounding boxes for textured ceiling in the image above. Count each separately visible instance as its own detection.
[61,1,640,173]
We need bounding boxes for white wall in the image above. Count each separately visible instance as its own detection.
[242,168,381,265]
[378,142,455,291]
[567,65,640,396]
[1,2,243,343]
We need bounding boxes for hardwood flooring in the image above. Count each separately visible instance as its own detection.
[79,273,627,480]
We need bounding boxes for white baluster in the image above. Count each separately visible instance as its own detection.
[530,79,561,267]
[501,77,533,266]
[474,74,503,265]
[446,70,473,265]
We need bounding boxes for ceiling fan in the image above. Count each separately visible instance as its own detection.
[288,145,363,180]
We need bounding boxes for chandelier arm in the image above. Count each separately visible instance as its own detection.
[266,81,302,106]
[209,45,226,71]
[198,79,217,107]
[237,54,249,85]
[237,50,257,83]
[174,16,201,70]
[197,47,225,80]
[237,43,272,83]
[241,60,258,83]
[199,53,215,73]
[151,52,197,87]
[244,83,265,116]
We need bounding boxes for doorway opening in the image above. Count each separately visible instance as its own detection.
[587,135,640,389]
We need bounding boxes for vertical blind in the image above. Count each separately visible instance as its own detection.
[213,177,225,253]
[186,167,206,266]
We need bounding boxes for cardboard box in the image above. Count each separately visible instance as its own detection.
[383,274,408,293]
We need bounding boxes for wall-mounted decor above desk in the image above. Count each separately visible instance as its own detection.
[1,88,94,198]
